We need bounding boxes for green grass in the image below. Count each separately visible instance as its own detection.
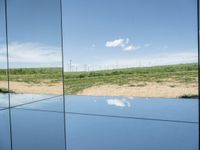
[0,88,15,93]
[64,63,198,94]
[0,63,198,94]
[0,67,63,83]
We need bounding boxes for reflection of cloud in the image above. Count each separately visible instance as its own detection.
[0,42,61,64]
[107,98,131,108]
[0,94,53,107]
[128,97,134,100]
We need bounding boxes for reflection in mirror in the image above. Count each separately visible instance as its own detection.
[0,0,9,109]
[107,98,131,108]
[5,0,66,149]
[11,109,66,150]
[63,0,198,99]
[7,0,64,107]
[0,110,12,150]
[0,1,11,150]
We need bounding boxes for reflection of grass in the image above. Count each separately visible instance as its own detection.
[0,88,15,93]
[0,63,198,95]
[0,67,62,84]
[178,94,198,99]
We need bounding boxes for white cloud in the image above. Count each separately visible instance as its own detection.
[123,45,140,51]
[105,38,129,48]
[105,38,141,52]
[0,42,61,67]
[107,98,131,107]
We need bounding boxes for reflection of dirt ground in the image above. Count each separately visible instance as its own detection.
[79,83,198,98]
[0,81,63,94]
[0,81,198,98]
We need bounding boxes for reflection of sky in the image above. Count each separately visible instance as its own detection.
[0,0,62,68]
[6,0,61,46]
[0,93,60,108]
[0,0,198,69]
[0,95,198,150]
[0,94,198,123]
[0,42,61,68]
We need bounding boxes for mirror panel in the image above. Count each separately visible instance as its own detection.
[6,0,66,150]
[7,0,64,108]
[0,0,9,109]
[0,1,11,150]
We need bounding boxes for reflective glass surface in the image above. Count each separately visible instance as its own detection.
[67,113,198,150]
[6,0,64,107]
[0,0,9,109]
[16,95,198,123]
[0,110,11,150]
[0,0,198,150]
[0,0,66,149]
[11,109,65,150]
[0,94,198,150]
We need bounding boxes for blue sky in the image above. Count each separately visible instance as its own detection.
[0,0,198,70]
[62,0,198,70]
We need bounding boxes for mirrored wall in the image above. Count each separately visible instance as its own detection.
[6,0,64,107]
[0,0,66,150]
[0,0,9,109]
[0,0,198,150]
[0,1,12,150]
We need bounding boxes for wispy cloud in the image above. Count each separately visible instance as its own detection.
[0,42,61,67]
[105,38,129,48]
[105,38,140,52]
[123,45,140,51]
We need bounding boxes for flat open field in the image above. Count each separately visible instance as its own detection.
[0,63,198,98]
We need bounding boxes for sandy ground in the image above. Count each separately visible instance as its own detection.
[0,81,198,98]
[0,81,63,94]
[78,83,198,98]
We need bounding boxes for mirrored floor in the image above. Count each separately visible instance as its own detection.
[0,94,198,150]
[15,94,198,123]
[0,109,11,150]
[0,94,9,110]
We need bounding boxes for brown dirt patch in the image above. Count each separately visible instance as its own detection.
[78,82,198,98]
[0,81,63,94]
[0,81,198,98]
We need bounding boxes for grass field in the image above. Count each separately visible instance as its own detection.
[0,63,198,97]
[0,67,62,83]
[64,63,198,95]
